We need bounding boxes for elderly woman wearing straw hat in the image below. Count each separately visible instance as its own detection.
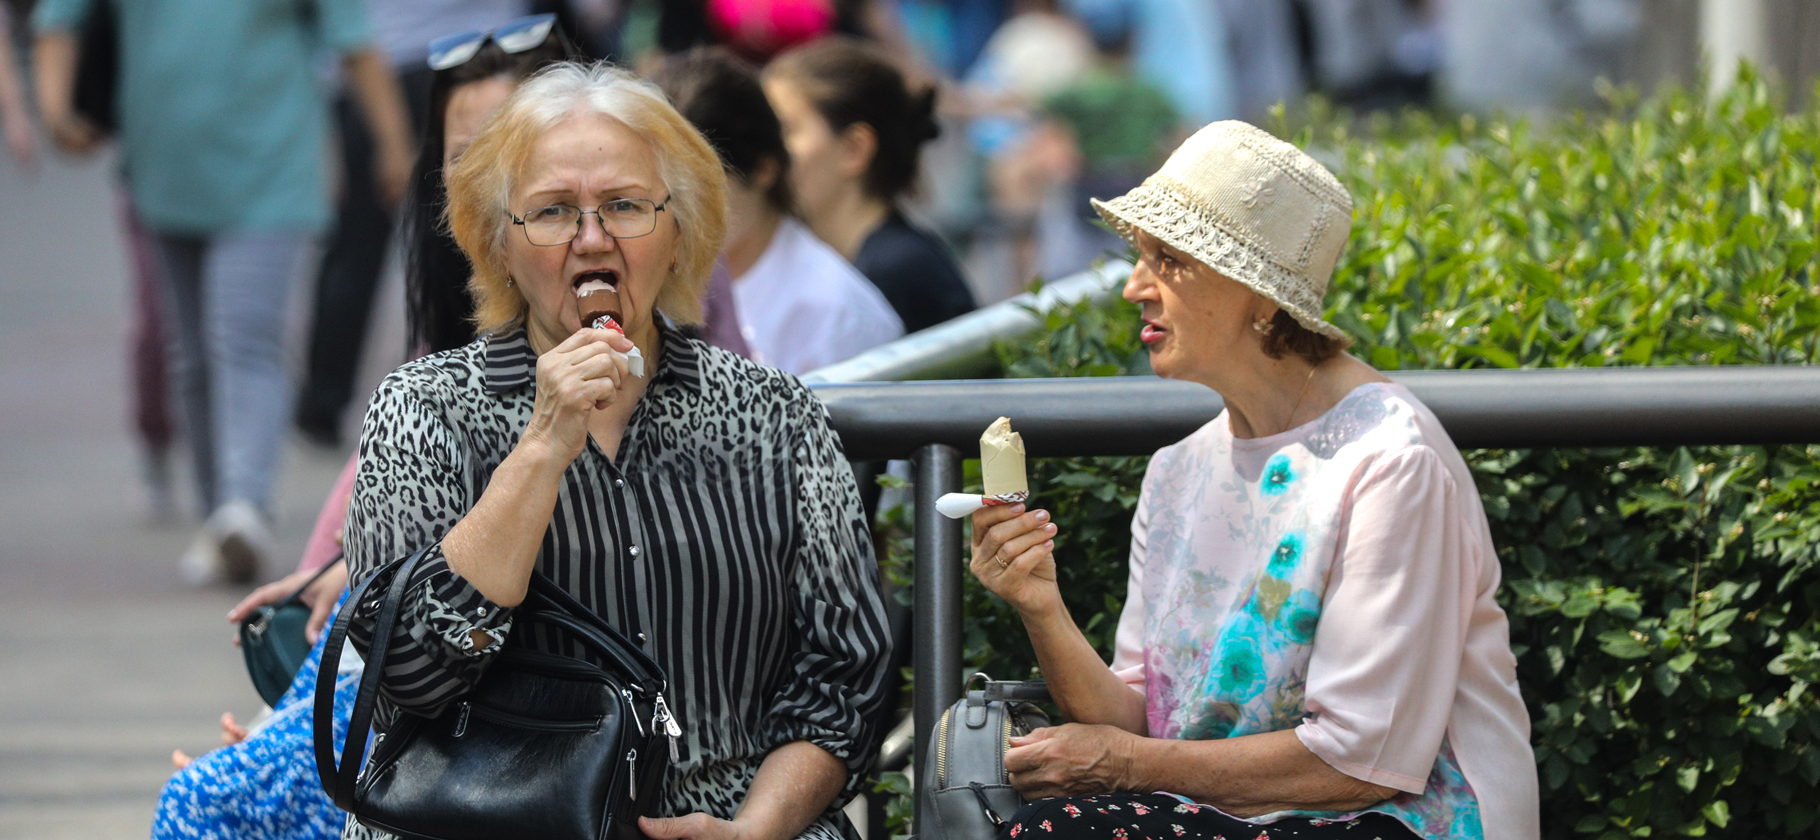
[969,122,1540,840]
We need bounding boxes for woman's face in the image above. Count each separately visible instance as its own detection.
[444,76,518,170]
[763,77,859,220]
[1122,227,1269,384]
[502,110,679,354]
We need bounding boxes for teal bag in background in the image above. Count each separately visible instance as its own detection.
[239,558,340,706]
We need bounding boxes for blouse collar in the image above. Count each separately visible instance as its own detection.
[483,321,703,395]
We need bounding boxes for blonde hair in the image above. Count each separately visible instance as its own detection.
[445,61,728,335]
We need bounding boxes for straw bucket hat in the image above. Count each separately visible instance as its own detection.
[1092,120,1353,340]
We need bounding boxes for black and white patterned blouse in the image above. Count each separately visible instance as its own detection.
[342,326,893,840]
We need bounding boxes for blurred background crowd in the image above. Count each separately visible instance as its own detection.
[0,0,1816,582]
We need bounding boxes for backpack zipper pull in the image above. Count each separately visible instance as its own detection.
[626,748,639,799]
[652,694,682,762]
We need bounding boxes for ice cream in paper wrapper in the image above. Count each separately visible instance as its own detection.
[935,417,1030,518]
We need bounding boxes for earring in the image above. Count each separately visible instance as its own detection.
[669,261,679,274]
[1252,317,1274,335]
[506,278,515,288]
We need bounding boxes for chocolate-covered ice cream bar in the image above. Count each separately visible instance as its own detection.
[575,280,645,377]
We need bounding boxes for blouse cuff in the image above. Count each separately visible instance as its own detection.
[413,553,515,657]
[1294,723,1429,795]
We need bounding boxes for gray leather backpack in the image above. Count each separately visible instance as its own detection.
[916,676,1052,840]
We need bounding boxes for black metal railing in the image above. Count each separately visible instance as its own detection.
[809,365,1820,834]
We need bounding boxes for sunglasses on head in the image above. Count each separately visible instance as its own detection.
[426,14,559,71]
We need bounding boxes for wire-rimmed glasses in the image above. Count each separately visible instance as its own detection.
[508,197,671,246]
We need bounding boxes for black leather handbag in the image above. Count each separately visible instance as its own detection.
[916,675,1052,840]
[314,547,677,840]
[240,558,340,706]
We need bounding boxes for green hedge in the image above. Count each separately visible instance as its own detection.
[885,68,1820,838]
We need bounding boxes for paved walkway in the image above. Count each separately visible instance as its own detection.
[0,148,405,838]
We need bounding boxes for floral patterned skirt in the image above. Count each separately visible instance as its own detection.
[152,594,358,840]
[1000,794,1421,840]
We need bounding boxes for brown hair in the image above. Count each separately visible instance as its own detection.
[1259,309,1349,365]
[764,36,940,202]
[653,47,793,213]
[444,61,728,334]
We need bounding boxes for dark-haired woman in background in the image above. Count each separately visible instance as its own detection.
[763,37,977,335]
[656,47,901,375]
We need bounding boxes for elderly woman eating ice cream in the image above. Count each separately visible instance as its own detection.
[340,62,892,840]
[969,122,1540,840]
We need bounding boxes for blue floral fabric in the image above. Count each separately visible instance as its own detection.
[153,595,357,840]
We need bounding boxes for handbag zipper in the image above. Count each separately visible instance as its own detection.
[621,688,646,737]
[453,701,603,734]
[934,707,953,788]
[998,709,1013,784]
[626,748,638,799]
[652,693,683,762]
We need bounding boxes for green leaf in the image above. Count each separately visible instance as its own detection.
[1599,629,1652,660]
[1702,801,1730,828]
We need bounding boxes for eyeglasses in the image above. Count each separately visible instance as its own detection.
[508,197,671,246]
[427,14,559,71]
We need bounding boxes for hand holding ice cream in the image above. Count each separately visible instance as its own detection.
[959,417,1058,614]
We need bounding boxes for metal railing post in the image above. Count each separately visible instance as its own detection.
[912,443,963,833]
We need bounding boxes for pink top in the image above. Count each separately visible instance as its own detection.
[1109,382,1538,840]
[296,454,358,573]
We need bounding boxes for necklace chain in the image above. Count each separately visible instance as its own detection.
[1281,363,1320,436]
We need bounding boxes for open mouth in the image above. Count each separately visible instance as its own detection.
[573,270,622,326]
[1140,320,1166,345]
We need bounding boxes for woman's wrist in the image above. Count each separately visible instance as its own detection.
[511,428,578,479]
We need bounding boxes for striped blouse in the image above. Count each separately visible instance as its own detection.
[342,327,893,839]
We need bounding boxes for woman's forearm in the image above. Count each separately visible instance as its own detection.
[733,741,847,840]
[1022,603,1148,734]
[1124,729,1396,816]
[441,438,570,608]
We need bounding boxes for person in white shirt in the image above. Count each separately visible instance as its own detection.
[655,47,903,375]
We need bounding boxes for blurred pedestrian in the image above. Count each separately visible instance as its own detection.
[657,47,902,374]
[765,36,977,334]
[151,30,578,839]
[0,2,36,169]
[32,0,414,584]
[292,0,528,449]
[1036,0,1180,265]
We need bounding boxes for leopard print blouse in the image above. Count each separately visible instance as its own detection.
[341,327,892,840]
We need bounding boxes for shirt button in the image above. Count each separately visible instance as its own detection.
[615,478,625,488]
[476,607,488,618]
[629,545,641,557]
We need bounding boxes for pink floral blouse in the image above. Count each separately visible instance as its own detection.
[1109,383,1539,840]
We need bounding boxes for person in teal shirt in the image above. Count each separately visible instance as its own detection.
[33,0,414,585]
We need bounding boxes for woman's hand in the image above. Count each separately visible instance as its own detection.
[969,503,1060,616]
[520,327,634,463]
[1003,724,1139,800]
[226,561,350,644]
[639,814,745,840]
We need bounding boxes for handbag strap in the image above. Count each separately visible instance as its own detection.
[526,571,666,693]
[314,546,426,810]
